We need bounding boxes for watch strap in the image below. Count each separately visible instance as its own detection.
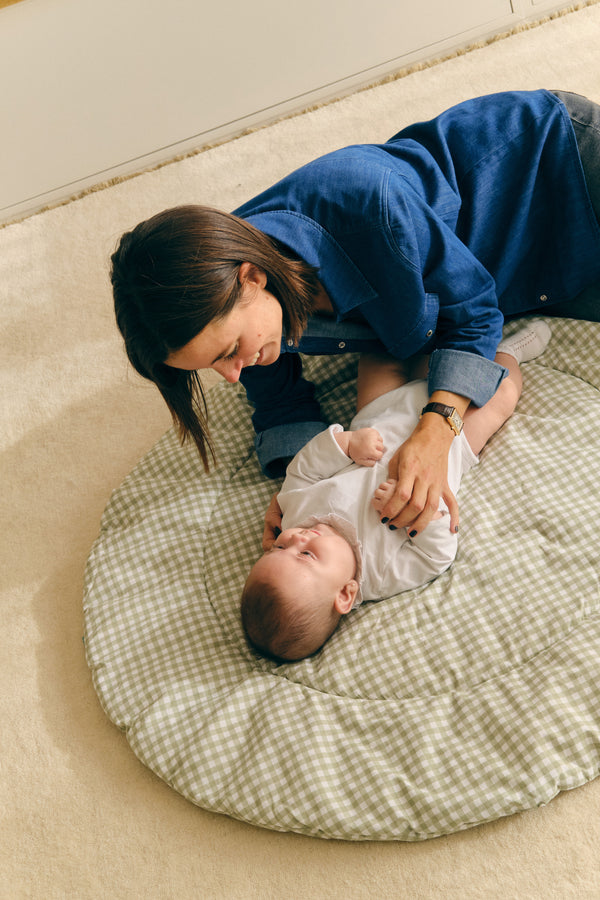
[421,402,463,436]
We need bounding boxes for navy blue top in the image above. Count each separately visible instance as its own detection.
[234,90,600,476]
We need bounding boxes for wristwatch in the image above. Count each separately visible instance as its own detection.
[421,402,463,436]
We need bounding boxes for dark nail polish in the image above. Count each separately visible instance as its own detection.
[454,525,459,533]
[381,517,389,525]
[389,525,397,531]
[409,529,417,537]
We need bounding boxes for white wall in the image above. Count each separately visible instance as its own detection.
[0,0,577,223]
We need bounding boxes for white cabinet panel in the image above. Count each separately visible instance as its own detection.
[0,0,566,221]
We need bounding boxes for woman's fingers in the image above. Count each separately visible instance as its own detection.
[382,479,459,535]
[380,444,426,522]
[442,486,460,534]
[387,480,439,533]
[262,492,283,551]
[379,433,458,535]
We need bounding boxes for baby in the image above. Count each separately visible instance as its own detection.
[241,322,551,662]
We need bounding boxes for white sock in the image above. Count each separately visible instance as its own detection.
[496,320,551,364]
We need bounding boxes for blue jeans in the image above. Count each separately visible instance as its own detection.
[547,91,600,320]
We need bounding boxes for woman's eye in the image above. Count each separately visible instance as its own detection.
[223,345,238,361]
[301,550,314,557]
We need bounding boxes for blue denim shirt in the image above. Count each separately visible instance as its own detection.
[235,90,600,476]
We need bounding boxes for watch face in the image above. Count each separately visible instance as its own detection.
[448,409,463,434]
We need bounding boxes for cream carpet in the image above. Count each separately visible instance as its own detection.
[3,3,600,897]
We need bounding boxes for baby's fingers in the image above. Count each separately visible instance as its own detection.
[372,478,397,513]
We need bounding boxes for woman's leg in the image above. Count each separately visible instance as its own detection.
[462,320,551,455]
[356,353,408,411]
[356,352,431,411]
[462,353,522,455]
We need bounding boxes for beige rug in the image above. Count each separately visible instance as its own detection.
[3,3,600,897]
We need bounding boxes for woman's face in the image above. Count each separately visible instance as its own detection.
[165,264,283,382]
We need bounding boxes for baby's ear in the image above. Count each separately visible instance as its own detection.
[334,580,359,615]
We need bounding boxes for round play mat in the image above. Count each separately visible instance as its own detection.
[84,318,600,840]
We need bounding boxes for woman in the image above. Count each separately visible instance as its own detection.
[111,89,600,542]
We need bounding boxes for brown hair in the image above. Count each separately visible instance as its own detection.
[240,568,341,662]
[110,205,320,470]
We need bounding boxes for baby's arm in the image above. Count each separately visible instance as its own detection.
[334,427,385,467]
[284,423,375,489]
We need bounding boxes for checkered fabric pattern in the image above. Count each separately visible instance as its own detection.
[83,318,600,840]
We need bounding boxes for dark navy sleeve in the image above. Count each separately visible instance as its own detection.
[240,354,328,478]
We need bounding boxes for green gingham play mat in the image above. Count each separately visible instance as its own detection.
[83,318,600,841]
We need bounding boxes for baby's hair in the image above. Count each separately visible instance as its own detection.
[241,570,340,662]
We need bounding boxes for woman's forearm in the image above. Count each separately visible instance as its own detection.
[427,389,471,415]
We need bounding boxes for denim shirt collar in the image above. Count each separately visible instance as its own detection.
[245,210,378,317]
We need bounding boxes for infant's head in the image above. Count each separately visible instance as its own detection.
[241,522,359,661]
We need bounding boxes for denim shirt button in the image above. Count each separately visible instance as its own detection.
[287,339,294,346]
[540,294,548,302]
[426,329,433,337]
[338,341,346,349]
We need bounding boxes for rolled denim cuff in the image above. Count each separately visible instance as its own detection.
[428,349,507,407]
[255,421,328,478]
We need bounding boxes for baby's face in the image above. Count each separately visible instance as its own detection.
[253,523,357,605]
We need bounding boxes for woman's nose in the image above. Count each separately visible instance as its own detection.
[219,359,244,383]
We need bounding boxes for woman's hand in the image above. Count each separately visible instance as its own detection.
[377,414,460,535]
[262,492,283,550]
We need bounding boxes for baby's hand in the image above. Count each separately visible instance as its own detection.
[372,478,398,514]
[348,427,385,467]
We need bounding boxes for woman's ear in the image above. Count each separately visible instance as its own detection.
[334,580,359,615]
[238,261,267,288]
